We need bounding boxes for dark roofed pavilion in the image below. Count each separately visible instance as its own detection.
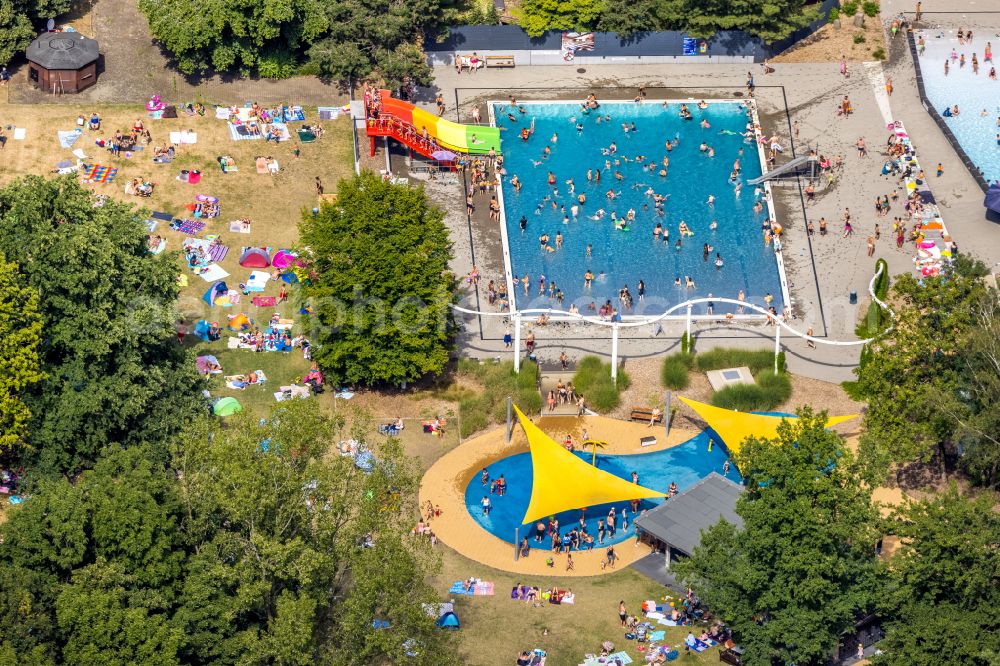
[26,33,100,93]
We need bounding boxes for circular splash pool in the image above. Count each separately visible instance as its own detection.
[464,430,739,550]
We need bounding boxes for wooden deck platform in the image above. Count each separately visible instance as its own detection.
[419,414,701,577]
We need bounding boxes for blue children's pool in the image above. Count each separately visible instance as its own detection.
[495,100,784,315]
[917,30,1000,183]
[465,431,740,550]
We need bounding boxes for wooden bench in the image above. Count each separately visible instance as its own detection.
[630,407,662,423]
[485,55,516,68]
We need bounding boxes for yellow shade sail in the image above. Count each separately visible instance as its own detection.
[678,397,858,456]
[514,406,665,525]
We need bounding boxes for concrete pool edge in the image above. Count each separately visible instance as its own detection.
[907,29,990,194]
[489,97,791,321]
[419,414,703,577]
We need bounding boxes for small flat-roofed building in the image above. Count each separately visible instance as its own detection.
[634,472,743,567]
[26,33,100,94]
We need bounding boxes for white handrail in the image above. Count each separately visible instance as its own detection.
[453,263,894,348]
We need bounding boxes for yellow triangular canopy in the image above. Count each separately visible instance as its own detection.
[514,406,665,525]
[678,397,858,456]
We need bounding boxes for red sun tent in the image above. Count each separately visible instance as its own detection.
[239,247,271,268]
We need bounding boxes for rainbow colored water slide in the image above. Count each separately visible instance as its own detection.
[375,90,500,155]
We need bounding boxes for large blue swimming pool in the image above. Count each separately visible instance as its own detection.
[917,30,1000,183]
[495,100,784,315]
[464,430,739,550]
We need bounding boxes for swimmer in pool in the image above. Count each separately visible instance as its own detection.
[584,270,594,287]
[715,253,724,268]
[674,277,682,286]
[686,276,696,288]
[709,220,718,231]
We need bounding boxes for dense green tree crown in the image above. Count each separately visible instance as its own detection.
[139,0,442,84]
[873,487,1000,666]
[675,410,882,666]
[0,252,44,455]
[854,256,1000,489]
[520,0,819,39]
[299,171,456,387]
[0,176,202,474]
[0,0,73,66]
[0,402,457,665]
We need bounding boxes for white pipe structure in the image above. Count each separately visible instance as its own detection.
[453,264,894,372]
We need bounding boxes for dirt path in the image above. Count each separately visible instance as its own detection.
[9,0,348,106]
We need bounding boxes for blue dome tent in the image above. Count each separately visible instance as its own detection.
[203,281,228,306]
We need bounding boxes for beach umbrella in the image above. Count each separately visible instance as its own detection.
[431,149,457,161]
[985,183,1000,214]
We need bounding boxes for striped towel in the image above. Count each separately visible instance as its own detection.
[208,244,229,263]
[82,164,117,183]
[173,219,205,235]
[473,581,494,596]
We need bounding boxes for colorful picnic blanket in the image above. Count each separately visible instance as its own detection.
[82,164,117,183]
[208,243,229,263]
[252,296,277,307]
[473,582,494,596]
[172,219,205,235]
[448,582,475,596]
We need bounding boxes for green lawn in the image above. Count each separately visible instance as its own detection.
[435,546,720,666]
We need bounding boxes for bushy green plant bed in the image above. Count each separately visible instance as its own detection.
[456,358,540,437]
[695,349,786,374]
[662,352,695,390]
[710,371,792,412]
[574,356,630,412]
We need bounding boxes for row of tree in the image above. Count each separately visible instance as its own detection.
[676,411,1000,666]
[517,0,822,40]
[853,256,1000,489]
[0,176,459,663]
[138,0,450,85]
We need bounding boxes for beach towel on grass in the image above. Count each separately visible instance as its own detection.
[473,582,494,596]
[657,619,678,626]
[246,271,270,292]
[318,106,342,120]
[448,582,475,596]
[215,106,231,120]
[149,238,166,255]
[151,210,174,222]
[82,164,117,183]
[649,631,666,641]
[229,123,261,141]
[58,129,82,148]
[229,220,252,234]
[197,264,230,282]
[282,106,306,122]
[13,128,25,140]
[252,296,277,307]
[268,122,291,142]
[691,640,710,652]
[169,130,197,145]
[208,243,229,263]
[173,219,205,234]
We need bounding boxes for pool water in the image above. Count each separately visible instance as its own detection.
[495,101,784,315]
[917,30,1000,183]
[464,430,739,550]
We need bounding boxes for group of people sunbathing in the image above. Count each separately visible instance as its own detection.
[125,177,155,197]
[511,584,574,605]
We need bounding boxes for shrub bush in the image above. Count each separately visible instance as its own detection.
[711,372,791,412]
[829,7,840,20]
[574,356,628,412]
[456,358,540,437]
[862,1,879,17]
[662,352,695,390]
[853,33,867,44]
[841,1,859,15]
[695,349,785,374]
[871,47,886,60]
